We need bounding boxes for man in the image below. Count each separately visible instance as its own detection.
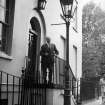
[40,37,59,84]
[100,73,105,104]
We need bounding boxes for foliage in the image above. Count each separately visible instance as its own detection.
[82,2,105,78]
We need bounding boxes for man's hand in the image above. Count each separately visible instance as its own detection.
[45,53,48,56]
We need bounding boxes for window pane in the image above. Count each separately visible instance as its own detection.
[0,0,6,22]
[0,24,2,40]
[0,24,3,50]
[0,0,6,7]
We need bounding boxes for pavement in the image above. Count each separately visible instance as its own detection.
[82,97,103,105]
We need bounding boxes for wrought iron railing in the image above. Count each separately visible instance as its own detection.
[80,77,101,102]
[0,71,46,105]
[51,56,65,87]
[0,55,80,105]
[24,55,65,88]
[25,55,79,101]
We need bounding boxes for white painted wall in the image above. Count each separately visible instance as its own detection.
[69,0,82,79]
[0,0,82,79]
[46,89,64,105]
[42,0,82,79]
[0,0,82,105]
[46,89,76,105]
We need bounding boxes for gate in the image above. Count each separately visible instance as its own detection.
[80,77,100,101]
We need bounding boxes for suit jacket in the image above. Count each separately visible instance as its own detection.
[40,43,59,65]
[50,44,59,55]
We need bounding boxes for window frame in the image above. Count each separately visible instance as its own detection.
[0,0,15,55]
[72,6,78,33]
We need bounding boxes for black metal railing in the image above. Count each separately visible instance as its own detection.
[0,55,80,105]
[24,55,66,88]
[80,77,101,102]
[71,78,81,105]
[0,71,21,105]
[53,56,79,103]
[24,55,80,105]
[24,54,78,89]
[0,71,46,105]
[52,56,65,87]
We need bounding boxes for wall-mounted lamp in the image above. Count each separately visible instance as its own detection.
[38,0,47,10]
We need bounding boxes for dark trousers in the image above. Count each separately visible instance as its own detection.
[41,63,54,84]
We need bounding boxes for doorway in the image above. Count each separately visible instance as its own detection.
[26,16,41,81]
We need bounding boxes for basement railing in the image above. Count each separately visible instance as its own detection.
[0,70,46,105]
[0,56,80,105]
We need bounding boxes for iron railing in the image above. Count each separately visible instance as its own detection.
[0,71,46,105]
[0,56,79,105]
[39,56,77,89]
[51,56,65,87]
[24,55,66,88]
[54,56,79,103]
[80,77,101,102]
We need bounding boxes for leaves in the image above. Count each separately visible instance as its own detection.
[82,2,105,78]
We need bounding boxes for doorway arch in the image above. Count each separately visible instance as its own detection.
[27,16,41,80]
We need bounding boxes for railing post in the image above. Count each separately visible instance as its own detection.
[79,78,82,104]
[77,80,78,103]
[18,78,21,105]
[72,78,74,96]
[7,74,8,102]
[77,79,82,105]
[0,71,2,99]
[12,76,15,105]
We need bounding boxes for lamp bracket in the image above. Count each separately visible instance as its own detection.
[60,14,66,22]
[60,14,71,23]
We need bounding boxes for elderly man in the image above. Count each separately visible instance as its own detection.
[40,37,59,84]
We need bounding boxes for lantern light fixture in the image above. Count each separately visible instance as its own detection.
[60,0,77,19]
[38,0,47,10]
[59,0,78,105]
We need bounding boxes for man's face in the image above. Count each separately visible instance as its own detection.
[46,38,50,44]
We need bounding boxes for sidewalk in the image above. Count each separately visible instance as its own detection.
[82,97,102,105]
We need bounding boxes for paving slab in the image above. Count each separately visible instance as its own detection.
[82,97,102,105]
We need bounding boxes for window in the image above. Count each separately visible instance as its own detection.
[72,1,78,32]
[60,36,66,60]
[0,0,15,55]
[73,46,77,77]
[73,6,77,31]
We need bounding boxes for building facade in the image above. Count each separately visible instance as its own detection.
[0,0,82,105]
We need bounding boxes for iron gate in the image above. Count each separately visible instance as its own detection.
[80,77,100,101]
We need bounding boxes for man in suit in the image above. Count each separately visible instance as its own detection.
[40,37,59,84]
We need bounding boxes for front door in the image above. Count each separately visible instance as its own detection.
[20,17,46,105]
[26,16,41,81]
[27,30,38,80]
